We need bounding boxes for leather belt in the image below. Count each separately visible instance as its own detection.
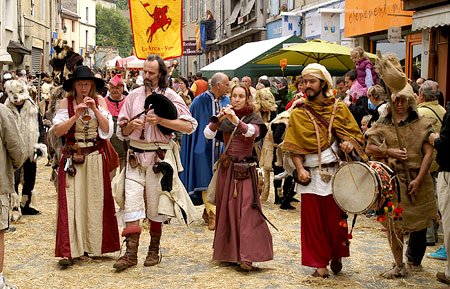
[78,145,100,155]
[130,146,161,153]
[305,162,338,169]
[66,138,98,144]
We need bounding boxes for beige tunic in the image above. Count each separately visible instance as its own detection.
[365,116,437,232]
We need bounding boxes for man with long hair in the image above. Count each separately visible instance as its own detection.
[114,54,197,271]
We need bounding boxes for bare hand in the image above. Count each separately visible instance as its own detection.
[292,97,304,108]
[388,148,408,161]
[75,103,88,118]
[83,96,96,110]
[429,132,439,146]
[408,178,421,196]
[222,105,238,124]
[145,113,161,126]
[131,118,145,131]
[296,168,310,184]
[339,141,354,154]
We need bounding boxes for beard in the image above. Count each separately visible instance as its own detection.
[144,79,154,90]
[305,88,321,101]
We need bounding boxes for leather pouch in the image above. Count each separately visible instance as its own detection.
[233,163,251,180]
[72,153,85,164]
[71,144,85,164]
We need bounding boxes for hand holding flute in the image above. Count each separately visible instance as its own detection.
[210,104,238,125]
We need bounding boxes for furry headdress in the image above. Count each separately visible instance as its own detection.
[5,79,31,104]
[375,53,417,114]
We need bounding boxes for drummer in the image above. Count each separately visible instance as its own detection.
[283,63,364,278]
[365,54,436,278]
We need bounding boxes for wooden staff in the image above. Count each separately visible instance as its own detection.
[381,81,415,204]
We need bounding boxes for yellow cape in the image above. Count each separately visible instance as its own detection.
[283,97,364,155]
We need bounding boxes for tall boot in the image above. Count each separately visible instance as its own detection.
[113,226,141,271]
[280,178,296,210]
[274,187,283,205]
[144,231,161,266]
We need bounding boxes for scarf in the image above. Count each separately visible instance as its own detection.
[283,96,364,155]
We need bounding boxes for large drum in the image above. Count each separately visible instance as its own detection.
[332,161,397,214]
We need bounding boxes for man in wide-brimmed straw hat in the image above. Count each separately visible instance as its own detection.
[52,65,120,268]
[283,63,364,278]
[366,53,437,278]
[114,54,198,271]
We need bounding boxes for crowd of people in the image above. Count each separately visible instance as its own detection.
[0,46,449,287]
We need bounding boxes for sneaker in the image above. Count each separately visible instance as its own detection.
[274,171,288,181]
[427,245,447,260]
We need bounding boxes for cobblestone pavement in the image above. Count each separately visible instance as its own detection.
[4,160,449,288]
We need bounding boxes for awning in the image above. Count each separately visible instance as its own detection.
[229,3,241,25]
[241,0,256,17]
[0,49,13,63]
[412,4,450,31]
[201,35,305,78]
[217,27,265,45]
[7,40,31,55]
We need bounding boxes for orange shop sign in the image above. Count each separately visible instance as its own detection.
[345,0,413,37]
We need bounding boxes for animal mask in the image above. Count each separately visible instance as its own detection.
[254,87,277,113]
[5,79,30,105]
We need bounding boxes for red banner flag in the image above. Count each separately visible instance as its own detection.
[129,0,183,60]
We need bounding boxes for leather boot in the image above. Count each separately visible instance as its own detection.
[113,226,141,271]
[144,231,161,266]
[208,211,216,231]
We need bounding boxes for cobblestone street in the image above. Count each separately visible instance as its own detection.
[4,159,448,289]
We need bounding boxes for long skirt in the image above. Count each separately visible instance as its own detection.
[55,150,120,258]
[213,164,273,263]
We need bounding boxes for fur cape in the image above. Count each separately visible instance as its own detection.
[5,98,40,161]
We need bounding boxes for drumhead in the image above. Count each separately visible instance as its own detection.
[332,162,379,214]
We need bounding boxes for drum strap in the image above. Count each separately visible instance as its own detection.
[303,101,368,162]
[348,214,358,240]
[305,109,336,182]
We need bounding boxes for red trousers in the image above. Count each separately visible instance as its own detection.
[301,193,349,268]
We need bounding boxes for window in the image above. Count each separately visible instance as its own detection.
[210,0,215,14]
[287,0,294,11]
[86,7,89,23]
[270,0,280,16]
[72,41,75,50]
[31,0,35,16]
[5,0,13,28]
[41,0,46,21]
[193,0,198,21]
[183,0,186,24]
[85,30,89,48]
[72,20,76,32]
[200,0,205,19]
